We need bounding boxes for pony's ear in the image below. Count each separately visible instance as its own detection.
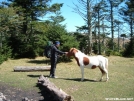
[69,48,74,51]
[73,48,77,51]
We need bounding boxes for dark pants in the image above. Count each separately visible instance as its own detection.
[50,57,57,76]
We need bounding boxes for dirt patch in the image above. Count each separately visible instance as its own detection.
[0,82,44,101]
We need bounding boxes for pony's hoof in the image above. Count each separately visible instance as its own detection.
[106,77,109,82]
[99,79,102,81]
[106,79,109,82]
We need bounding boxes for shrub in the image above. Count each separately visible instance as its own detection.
[105,49,122,56]
[0,43,12,64]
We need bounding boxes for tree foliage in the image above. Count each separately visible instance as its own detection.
[0,0,134,64]
[0,0,79,64]
[121,0,134,57]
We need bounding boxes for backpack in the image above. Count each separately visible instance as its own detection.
[44,41,53,58]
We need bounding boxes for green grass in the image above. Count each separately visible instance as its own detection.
[0,56,134,101]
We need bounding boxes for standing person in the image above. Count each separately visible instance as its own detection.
[50,41,67,78]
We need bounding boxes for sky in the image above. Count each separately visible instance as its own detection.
[50,0,85,32]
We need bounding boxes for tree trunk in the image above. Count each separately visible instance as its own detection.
[87,0,92,55]
[37,75,74,101]
[97,5,101,55]
[110,0,114,51]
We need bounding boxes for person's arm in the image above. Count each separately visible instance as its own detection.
[53,46,65,55]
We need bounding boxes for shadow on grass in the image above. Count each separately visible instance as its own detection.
[27,75,100,82]
[27,59,51,65]
[27,75,49,78]
[58,78,99,82]
[67,78,97,82]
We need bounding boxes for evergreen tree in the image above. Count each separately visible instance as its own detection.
[93,0,109,54]
[44,24,79,51]
[0,6,19,63]
[104,0,122,51]
[73,32,88,53]
[3,0,65,58]
[73,0,97,54]
[121,0,134,57]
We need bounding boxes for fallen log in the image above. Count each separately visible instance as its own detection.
[37,75,74,101]
[14,66,51,72]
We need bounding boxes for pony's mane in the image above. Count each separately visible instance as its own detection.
[73,48,86,55]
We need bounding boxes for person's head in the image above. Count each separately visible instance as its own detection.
[55,41,60,47]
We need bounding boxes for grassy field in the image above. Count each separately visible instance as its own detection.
[0,56,134,101]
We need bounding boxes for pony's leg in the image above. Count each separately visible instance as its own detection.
[105,58,109,81]
[106,73,109,81]
[101,67,109,82]
[104,69,109,81]
[99,58,109,81]
[98,67,105,81]
[80,67,84,81]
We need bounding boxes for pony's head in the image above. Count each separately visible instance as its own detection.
[67,48,78,57]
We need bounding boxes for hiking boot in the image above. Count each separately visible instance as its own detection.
[49,75,58,78]
[53,76,58,78]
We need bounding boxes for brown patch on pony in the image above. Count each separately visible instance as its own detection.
[67,48,78,57]
[67,48,80,66]
[98,66,105,74]
[91,65,97,69]
[83,57,89,66]
[75,57,80,66]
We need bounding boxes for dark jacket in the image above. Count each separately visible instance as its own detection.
[51,45,65,59]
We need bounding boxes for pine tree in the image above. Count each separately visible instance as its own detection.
[121,0,134,57]
[4,0,64,58]
[73,0,96,54]
[93,0,109,54]
[104,0,122,51]
[0,6,15,63]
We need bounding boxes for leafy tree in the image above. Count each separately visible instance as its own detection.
[0,6,19,63]
[8,0,50,33]
[0,41,12,64]
[120,0,134,57]
[104,0,122,51]
[7,0,63,36]
[114,20,123,52]
[49,12,65,26]
[73,0,97,54]
[43,7,79,52]
[3,0,65,58]
[123,37,134,57]
[122,0,134,39]
[73,32,88,53]
[93,0,109,54]
[45,25,79,51]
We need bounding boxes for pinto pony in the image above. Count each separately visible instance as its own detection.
[67,48,109,82]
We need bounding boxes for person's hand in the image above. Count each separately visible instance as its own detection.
[64,52,68,56]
